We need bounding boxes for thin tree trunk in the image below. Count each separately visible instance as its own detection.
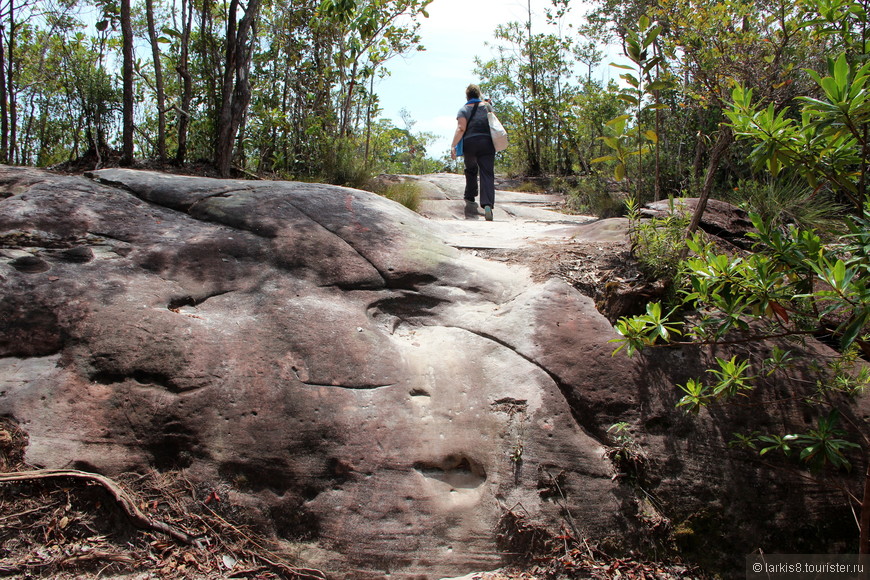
[526,0,541,176]
[681,127,732,259]
[339,57,358,138]
[175,0,192,165]
[145,0,166,161]
[120,0,135,166]
[0,27,8,164]
[7,0,15,164]
[364,69,375,168]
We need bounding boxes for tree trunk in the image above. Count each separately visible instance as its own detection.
[339,65,357,138]
[214,0,260,177]
[7,0,16,164]
[526,0,542,176]
[0,26,8,163]
[120,0,135,166]
[681,127,732,259]
[175,0,193,166]
[145,0,166,161]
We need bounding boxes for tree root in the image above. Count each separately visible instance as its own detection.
[0,468,197,545]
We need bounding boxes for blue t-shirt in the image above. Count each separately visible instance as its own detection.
[457,101,493,139]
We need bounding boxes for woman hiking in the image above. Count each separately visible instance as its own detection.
[450,84,496,221]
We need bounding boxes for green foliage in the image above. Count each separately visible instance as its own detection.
[376,180,422,212]
[726,177,846,235]
[593,15,672,192]
[611,301,681,356]
[365,114,442,176]
[628,200,691,279]
[474,8,614,176]
[676,356,755,413]
[735,411,862,471]
[726,51,870,212]
[605,422,648,479]
[611,209,868,486]
[564,175,625,218]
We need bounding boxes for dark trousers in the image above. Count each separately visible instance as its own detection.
[463,135,496,208]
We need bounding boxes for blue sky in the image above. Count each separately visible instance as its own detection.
[375,0,613,158]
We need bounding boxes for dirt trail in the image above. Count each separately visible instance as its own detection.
[411,173,628,250]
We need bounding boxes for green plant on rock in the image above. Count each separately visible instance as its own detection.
[610,207,870,552]
[726,53,870,214]
[627,199,692,280]
[605,422,648,482]
[565,175,624,218]
[726,177,846,236]
[377,181,422,212]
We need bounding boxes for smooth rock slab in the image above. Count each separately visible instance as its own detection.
[0,167,627,578]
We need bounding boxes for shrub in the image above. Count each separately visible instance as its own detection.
[565,175,626,218]
[726,176,846,237]
[378,181,422,212]
[627,197,691,280]
[322,138,372,189]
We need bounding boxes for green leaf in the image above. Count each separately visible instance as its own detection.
[833,53,849,92]
[647,79,673,92]
[840,310,869,349]
[614,163,626,181]
[639,14,650,30]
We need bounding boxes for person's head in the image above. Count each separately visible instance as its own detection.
[465,84,482,100]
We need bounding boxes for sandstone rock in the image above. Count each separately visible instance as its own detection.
[0,167,627,577]
[0,167,863,578]
[642,198,755,248]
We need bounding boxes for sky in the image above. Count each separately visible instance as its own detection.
[374,0,612,158]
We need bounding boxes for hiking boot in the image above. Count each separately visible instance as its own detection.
[484,205,493,221]
[464,200,480,219]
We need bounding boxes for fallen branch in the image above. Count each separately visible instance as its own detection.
[0,469,197,545]
[0,549,136,575]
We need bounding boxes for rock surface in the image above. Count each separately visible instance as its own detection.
[642,198,755,248]
[0,167,864,578]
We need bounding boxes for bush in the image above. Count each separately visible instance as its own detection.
[628,197,691,280]
[322,137,372,189]
[511,180,546,193]
[375,181,422,212]
[565,175,625,218]
[726,176,846,237]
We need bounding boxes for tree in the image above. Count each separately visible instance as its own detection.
[214,0,261,177]
[475,12,588,176]
[120,0,134,166]
[593,15,671,198]
[144,0,167,161]
[174,0,194,165]
[319,0,432,139]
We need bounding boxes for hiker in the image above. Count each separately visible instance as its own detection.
[451,84,496,221]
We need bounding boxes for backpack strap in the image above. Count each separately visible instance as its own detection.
[463,101,480,143]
